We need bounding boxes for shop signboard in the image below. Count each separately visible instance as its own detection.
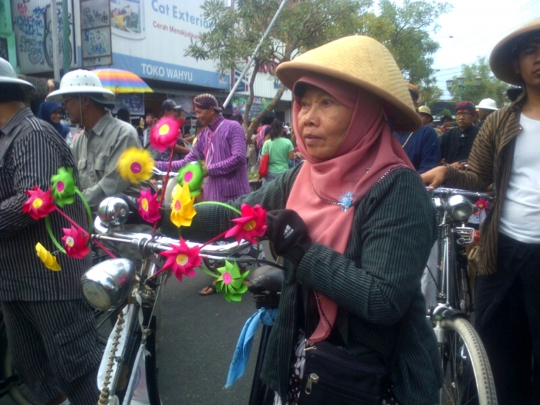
[106,0,229,89]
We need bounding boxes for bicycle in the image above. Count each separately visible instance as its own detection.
[427,187,497,405]
[83,196,278,404]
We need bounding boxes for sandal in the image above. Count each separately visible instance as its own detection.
[199,283,217,296]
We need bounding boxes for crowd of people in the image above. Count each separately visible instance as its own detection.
[0,15,538,405]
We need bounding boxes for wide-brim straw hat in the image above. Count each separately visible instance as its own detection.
[490,17,540,86]
[276,35,421,132]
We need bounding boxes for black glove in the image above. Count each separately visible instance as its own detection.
[265,209,312,268]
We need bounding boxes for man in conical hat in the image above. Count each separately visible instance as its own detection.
[422,17,540,404]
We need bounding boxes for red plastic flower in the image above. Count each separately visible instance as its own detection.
[137,189,161,223]
[476,199,489,210]
[150,117,180,152]
[61,226,90,259]
[22,187,55,220]
[159,238,202,281]
[225,204,267,244]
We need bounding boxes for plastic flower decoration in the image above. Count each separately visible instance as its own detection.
[150,117,180,152]
[170,183,196,227]
[35,242,61,271]
[137,189,161,223]
[215,260,249,302]
[476,199,489,210]
[51,167,76,207]
[178,161,204,197]
[61,226,90,259]
[23,187,55,220]
[117,147,155,184]
[225,204,267,244]
[159,238,202,281]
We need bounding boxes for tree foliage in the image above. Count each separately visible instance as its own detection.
[446,56,510,107]
[186,0,452,136]
[186,0,369,135]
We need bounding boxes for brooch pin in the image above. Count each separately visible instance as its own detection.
[338,192,354,212]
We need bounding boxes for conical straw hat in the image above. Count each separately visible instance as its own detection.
[276,35,421,132]
[490,17,540,86]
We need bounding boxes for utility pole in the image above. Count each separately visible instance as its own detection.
[50,0,60,81]
[223,0,289,109]
[62,0,70,75]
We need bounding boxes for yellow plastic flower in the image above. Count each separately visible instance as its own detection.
[117,147,155,184]
[170,183,196,227]
[35,242,61,271]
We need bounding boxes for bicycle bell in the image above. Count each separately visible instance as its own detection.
[97,196,130,227]
[446,195,476,222]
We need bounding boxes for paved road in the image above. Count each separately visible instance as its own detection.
[1,268,263,405]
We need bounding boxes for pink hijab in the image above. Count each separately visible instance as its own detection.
[286,73,413,343]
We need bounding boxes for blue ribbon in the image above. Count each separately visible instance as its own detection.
[224,307,277,388]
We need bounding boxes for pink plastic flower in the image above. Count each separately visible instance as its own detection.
[22,187,55,220]
[150,117,180,152]
[137,189,161,223]
[225,204,267,244]
[61,226,90,259]
[159,238,202,281]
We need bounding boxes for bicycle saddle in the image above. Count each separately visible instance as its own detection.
[248,265,284,294]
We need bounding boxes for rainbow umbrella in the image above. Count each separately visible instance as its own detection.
[92,68,153,94]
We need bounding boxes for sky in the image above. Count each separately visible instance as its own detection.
[430,0,540,98]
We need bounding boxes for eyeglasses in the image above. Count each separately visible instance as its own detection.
[62,96,77,103]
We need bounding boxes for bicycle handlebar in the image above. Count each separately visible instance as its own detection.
[92,232,285,269]
[429,187,493,200]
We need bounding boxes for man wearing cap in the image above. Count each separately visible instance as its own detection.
[476,98,498,128]
[156,93,250,202]
[159,99,190,161]
[393,84,440,173]
[0,58,100,404]
[47,70,143,211]
[421,17,540,403]
[439,101,479,165]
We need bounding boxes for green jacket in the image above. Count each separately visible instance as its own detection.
[180,164,443,405]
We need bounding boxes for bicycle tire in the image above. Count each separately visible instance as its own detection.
[439,317,497,405]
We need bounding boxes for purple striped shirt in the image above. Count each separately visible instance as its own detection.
[158,116,250,202]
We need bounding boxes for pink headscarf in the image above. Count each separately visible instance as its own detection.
[286,73,413,343]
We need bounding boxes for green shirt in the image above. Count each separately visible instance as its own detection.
[262,137,294,174]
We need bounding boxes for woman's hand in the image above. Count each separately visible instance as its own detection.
[420,165,449,190]
[265,209,312,268]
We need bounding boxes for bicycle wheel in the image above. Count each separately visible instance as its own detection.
[439,317,497,405]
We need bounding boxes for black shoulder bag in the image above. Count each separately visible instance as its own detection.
[298,289,407,405]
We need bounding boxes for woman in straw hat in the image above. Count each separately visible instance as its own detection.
[177,35,442,404]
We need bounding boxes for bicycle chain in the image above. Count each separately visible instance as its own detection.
[98,309,126,405]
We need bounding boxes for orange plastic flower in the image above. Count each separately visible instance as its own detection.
[150,117,180,152]
[170,183,196,227]
[23,187,55,220]
[159,238,202,281]
[225,204,267,244]
[137,189,161,223]
[61,226,90,259]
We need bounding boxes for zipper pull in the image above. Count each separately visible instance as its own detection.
[305,373,319,395]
